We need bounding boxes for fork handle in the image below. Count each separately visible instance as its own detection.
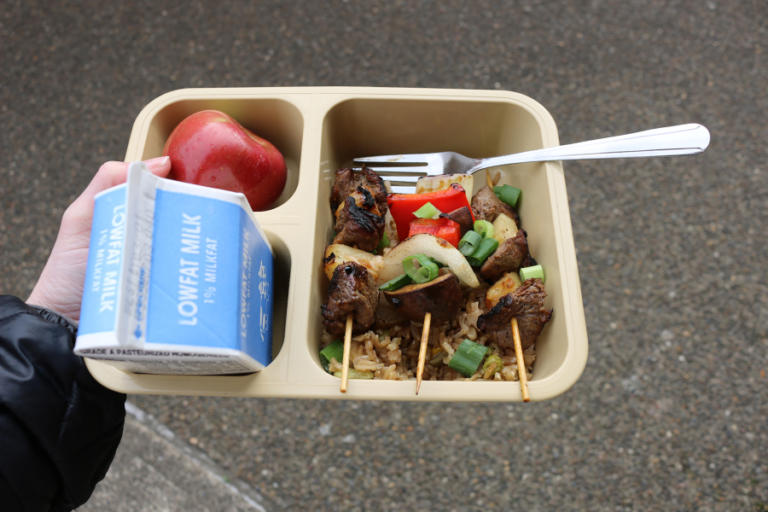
[476,123,710,170]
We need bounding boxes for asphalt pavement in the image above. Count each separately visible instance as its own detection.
[1,1,766,510]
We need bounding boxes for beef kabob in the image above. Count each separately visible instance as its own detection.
[379,264,465,393]
[471,172,551,401]
[382,183,481,393]
[379,174,540,393]
[323,169,479,393]
[321,167,388,392]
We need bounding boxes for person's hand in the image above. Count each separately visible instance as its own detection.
[28,157,171,321]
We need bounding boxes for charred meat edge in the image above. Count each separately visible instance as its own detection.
[383,270,463,324]
[321,262,379,336]
[477,278,551,350]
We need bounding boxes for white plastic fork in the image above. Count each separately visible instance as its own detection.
[353,123,710,193]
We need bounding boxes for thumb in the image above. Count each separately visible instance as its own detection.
[143,155,172,178]
[81,156,171,200]
[65,156,172,229]
[79,160,129,200]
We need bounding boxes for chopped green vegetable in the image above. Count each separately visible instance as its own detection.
[319,339,344,372]
[467,237,499,267]
[482,353,504,378]
[519,264,545,282]
[413,201,442,219]
[473,219,494,238]
[377,232,390,251]
[379,273,411,291]
[458,230,482,257]
[333,369,374,379]
[493,185,522,208]
[402,253,439,283]
[448,339,489,377]
[429,349,445,366]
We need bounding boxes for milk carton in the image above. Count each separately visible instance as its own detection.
[74,163,273,374]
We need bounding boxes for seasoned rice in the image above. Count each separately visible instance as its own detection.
[321,296,536,381]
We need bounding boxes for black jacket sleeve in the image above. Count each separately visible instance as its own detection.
[0,295,126,511]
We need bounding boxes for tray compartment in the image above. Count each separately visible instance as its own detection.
[322,97,547,165]
[315,95,580,386]
[133,96,304,209]
[262,229,292,360]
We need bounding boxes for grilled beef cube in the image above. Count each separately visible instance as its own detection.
[331,167,388,213]
[373,291,409,329]
[471,186,520,226]
[521,253,537,269]
[479,229,529,282]
[330,167,389,252]
[440,206,474,236]
[477,278,551,350]
[322,262,379,336]
[332,196,385,252]
[382,270,463,324]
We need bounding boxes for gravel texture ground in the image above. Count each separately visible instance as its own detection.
[2,1,766,510]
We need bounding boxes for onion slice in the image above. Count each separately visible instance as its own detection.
[378,234,480,288]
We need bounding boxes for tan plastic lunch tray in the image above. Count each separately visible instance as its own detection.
[85,87,588,402]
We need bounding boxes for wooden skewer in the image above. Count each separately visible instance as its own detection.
[340,314,353,393]
[415,312,432,395]
[511,317,530,402]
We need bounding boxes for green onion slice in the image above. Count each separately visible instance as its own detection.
[519,264,545,282]
[473,219,494,238]
[413,201,442,219]
[429,349,445,366]
[319,339,344,372]
[402,254,439,283]
[467,237,499,267]
[448,339,489,377]
[482,353,504,377]
[333,369,374,379]
[493,185,522,208]
[458,230,483,257]
[377,232,390,251]
[379,273,411,291]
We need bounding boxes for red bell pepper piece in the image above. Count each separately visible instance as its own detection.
[387,184,474,241]
[408,218,462,247]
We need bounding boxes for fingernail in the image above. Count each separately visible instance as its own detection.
[144,155,170,167]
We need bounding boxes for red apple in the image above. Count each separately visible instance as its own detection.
[163,110,287,211]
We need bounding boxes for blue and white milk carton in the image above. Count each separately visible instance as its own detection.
[74,163,273,374]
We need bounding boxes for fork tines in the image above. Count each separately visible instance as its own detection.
[353,153,437,194]
[352,166,428,193]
